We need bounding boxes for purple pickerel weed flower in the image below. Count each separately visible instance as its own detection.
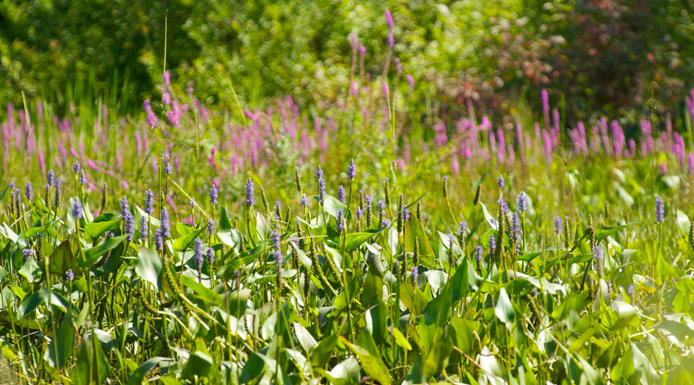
[317,177,326,202]
[47,170,55,186]
[275,249,284,267]
[245,178,255,207]
[458,220,468,240]
[154,230,163,251]
[163,154,172,175]
[139,216,148,241]
[124,212,134,242]
[376,199,386,211]
[194,238,204,269]
[73,161,81,174]
[53,177,62,207]
[517,193,527,212]
[337,208,345,235]
[272,230,281,250]
[411,266,418,285]
[337,186,346,203]
[144,190,154,214]
[72,199,83,220]
[554,216,563,234]
[78,170,86,185]
[206,247,215,265]
[160,208,170,238]
[380,218,391,229]
[300,194,309,207]
[120,197,129,217]
[497,198,509,214]
[393,260,399,276]
[207,219,215,235]
[189,200,196,209]
[511,212,521,255]
[475,245,483,269]
[655,198,665,223]
[65,269,75,281]
[209,185,218,205]
[356,207,364,220]
[315,166,324,180]
[401,207,410,223]
[497,175,505,187]
[347,159,356,180]
[22,248,32,260]
[24,182,32,201]
[489,233,496,259]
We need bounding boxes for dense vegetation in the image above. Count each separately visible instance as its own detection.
[2,2,694,384]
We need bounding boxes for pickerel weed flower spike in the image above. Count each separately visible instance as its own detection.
[554,216,563,234]
[207,219,215,235]
[24,182,33,201]
[124,212,134,241]
[655,198,664,223]
[139,216,148,241]
[517,193,527,212]
[299,194,309,207]
[72,199,83,220]
[475,245,483,271]
[47,170,55,186]
[347,159,356,180]
[497,175,505,187]
[160,208,170,238]
[245,178,255,207]
[318,177,326,202]
[144,190,154,214]
[272,230,281,250]
[120,197,129,217]
[356,207,363,220]
[22,248,32,260]
[53,178,62,207]
[73,161,81,174]
[411,266,418,286]
[458,220,468,239]
[380,218,391,229]
[65,269,75,281]
[78,170,86,185]
[315,166,323,179]
[489,233,496,259]
[337,208,345,235]
[209,185,218,205]
[337,186,346,203]
[206,247,215,265]
[194,238,204,269]
[498,198,509,214]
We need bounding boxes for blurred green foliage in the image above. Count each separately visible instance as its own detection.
[1,0,694,119]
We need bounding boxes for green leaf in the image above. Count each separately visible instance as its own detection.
[322,194,347,218]
[173,229,203,252]
[344,229,383,252]
[293,322,317,352]
[72,335,110,385]
[180,275,222,306]
[83,235,127,266]
[181,351,214,381]
[595,221,637,241]
[495,288,515,325]
[219,207,233,232]
[339,336,392,385]
[44,315,76,368]
[324,357,360,385]
[48,240,77,276]
[84,218,121,241]
[126,357,170,385]
[135,248,163,290]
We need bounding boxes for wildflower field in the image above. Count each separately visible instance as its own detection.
[2,3,694,385]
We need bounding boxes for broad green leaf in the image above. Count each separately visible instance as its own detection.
[344,229,383,252]
[495,288,515,325]
[339,336,392,385]
[44,315,76,368]
[72,335,110,385]
[135,247,163,290]
[83,235,127,266]
[126,357,170,385]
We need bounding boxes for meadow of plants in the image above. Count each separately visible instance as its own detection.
[2,3,694,385]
